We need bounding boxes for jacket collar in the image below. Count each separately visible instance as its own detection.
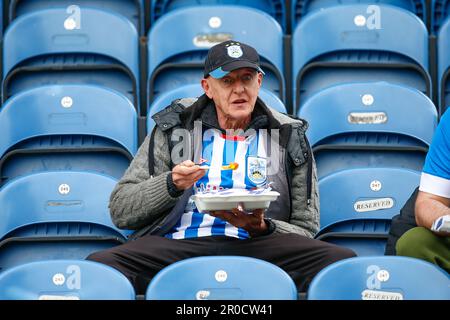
[180,94,282,132]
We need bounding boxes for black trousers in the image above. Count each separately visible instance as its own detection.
[86,233,356,294]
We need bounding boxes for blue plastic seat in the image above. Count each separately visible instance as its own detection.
[150,0,286,32]
[2,8,139,107]
[0,260,136,300]
[432,0,449,34]
[147,84,287,134]
[0,1,2,38]
[308,256,450,300]
[0,171,130,272]
[148,6,285,111]
[299,82,437,178]
[291,0,426,31]
[317,167,421,256]
[0,85,137,187]
[146,256,297,300]
[438,16,450,115]
[292,4,430,113]
[6,0,144,35]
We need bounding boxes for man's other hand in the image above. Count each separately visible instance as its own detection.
[209,203,268,237]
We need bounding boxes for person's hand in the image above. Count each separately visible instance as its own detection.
[172,160,207,191]
[209,203,268,237]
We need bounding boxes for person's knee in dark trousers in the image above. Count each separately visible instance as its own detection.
[297,244,356,292]
[86,248,129,274]
[86,249,140,291]
[318,244,357,272]
[325,245,357,263]
[86,249,116,267]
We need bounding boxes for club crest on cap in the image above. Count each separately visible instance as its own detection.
[227,43,243,58]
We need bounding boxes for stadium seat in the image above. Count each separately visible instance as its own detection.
[150,0,286,32]
[438,16,450,115]
[146,256,297,300]
[147,84,287,134]
[0,260,136,300]
[0,85,137,187]
[0,171,130,272]
[299,82,437,178]
[317,167,421,256]
[5,0,144,35]
[292,4,430,113]
[2,8,139,107]
[0,1,2,38]
[291,0,426,31]
[431,0,449,34]
[307,256,450,300]
[148,6,285,112]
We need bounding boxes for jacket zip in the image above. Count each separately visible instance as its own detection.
[285,148,293,220]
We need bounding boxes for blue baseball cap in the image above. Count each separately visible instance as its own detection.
[204,40,265,79]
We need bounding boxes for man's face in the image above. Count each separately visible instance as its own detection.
[201,68,263,126]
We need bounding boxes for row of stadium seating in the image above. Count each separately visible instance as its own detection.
[2,0,450,35]
[0,1,448,292]
[0,1,443,260]
[0,256,448,300]
[2,2,450,116]
[0,158,429,269]
[0,83,435,181]
[0,0,449,35]
[302,82,436,255]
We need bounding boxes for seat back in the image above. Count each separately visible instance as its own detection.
[0,85,137,185]
[291,0,426,31]
[0,260,136,300]
[0,234,125,273]
[432,0,449,34]
[0,171,130,271]
[292,5,429,111]
[150,0,286,31]
[299,82,436,176]
[0,1,2,38]
[7,0,144,35]
[438,16,450,115]
[0,171,128,242]
[148,6,284,103]
[2,8,139,105]
[308,256,450,300]
[146,256,297,300]
[317,167,420,255]
[300,82,436,147]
